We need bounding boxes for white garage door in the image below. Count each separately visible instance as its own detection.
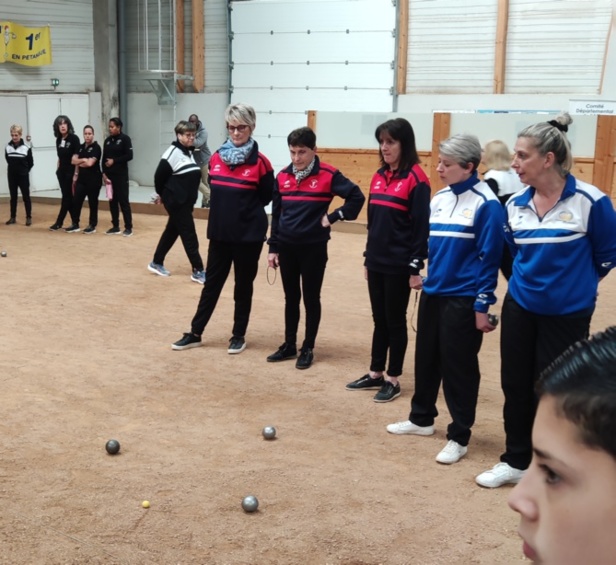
[229,0,396,173]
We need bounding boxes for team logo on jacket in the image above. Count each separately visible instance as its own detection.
[309,179,318,189]
[394,181,403,192]
[283,180,292,189]
[213,164,221,172]
[374,180,383,191]
[558,210,574,222]
[242,169,251,177]
[460,208,473,219]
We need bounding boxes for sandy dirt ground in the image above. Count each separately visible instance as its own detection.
[1,202,614,565]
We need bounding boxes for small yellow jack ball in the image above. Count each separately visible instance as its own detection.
[142,500,150,508]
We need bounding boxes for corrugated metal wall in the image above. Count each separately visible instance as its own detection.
[406,0,612,95]
[204,0,230,92]
[0,0,94,93]
[407,0,498,94]
[505,0,612,94]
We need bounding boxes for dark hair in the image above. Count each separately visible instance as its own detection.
[538,326,616,460]
[109,117,123,129]
[175,120,197,135]
[53,115,75,138]
[287,126,316,150]
[83,125,94,133]
[189,114,199,122]
[374,118,419,171]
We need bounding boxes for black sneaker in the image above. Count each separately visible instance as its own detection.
[228,336,246,354]
[49,223,62,231]
[267,342,297,362]
[296,348,314,370]
[106,226,121,235]
[346,374,385,391]
[373,381,401,403]
[171,332,202,351]
[5,218,15,225]
[122,228,133,237]
[83,225,96,234]
[65,224,80,233]
[26,217,32,226]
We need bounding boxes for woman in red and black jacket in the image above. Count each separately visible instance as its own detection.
[172,103,274,355]
[49,115,80,231]
[266,126,365,370]
[346,118,431,403]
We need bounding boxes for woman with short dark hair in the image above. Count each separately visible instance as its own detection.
[69,125,102,234]
[102,117,133,236]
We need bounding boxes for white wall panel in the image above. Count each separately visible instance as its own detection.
[230,0,393,32]
[506,0,612,94]
[230,0,395,172]
[0,0,94,93]
[231,63,392,89]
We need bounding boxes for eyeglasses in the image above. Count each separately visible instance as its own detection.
[227,124,249,133]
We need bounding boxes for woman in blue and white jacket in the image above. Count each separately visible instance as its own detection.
[148,120,205,284]
[387,133,504,466]
[476,112,616,489]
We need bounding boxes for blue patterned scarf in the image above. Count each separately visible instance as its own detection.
[218,138,255,165]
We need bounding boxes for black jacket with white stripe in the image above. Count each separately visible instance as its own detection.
[154,140,201,207]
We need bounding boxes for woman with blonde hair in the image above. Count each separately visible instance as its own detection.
[5,124,33,226]
[482,139,525,279]
[476,112,616,489]
[172,103,274,354]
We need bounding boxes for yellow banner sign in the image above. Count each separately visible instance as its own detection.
[2,21,52,67]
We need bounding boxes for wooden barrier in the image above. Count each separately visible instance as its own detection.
[316,113,616,224]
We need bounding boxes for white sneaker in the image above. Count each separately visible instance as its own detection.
[386,420,435,436]
[475,462,526,488]
[435,440,468,464]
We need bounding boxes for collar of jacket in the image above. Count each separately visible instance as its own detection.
[450,172,479,195]
[514,173,576,207]
[282,155,322,176]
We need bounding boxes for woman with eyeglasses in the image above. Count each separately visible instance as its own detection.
[172,103,274,354]
[147,120,205,284]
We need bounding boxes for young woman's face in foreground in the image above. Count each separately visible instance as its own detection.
[508,395,616,564]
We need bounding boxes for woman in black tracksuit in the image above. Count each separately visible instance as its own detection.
[346,118,431,403]
[172,103,274,355]
[102,117,133,236]
[148,120,205,283]
[70,125,102,234]
[49,115,80,231]
[5,124,33,226]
